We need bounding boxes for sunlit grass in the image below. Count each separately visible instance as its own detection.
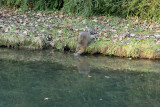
[0,35,47,49]
[0,10,160,59]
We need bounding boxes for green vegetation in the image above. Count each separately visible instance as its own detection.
[0,34,48,49]
[0,8,160,59]
[51,36,160,59]
[1,33,159,59]
[1,0,160,20]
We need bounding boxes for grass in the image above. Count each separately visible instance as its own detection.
[0,26,160,59]
[50,34,160,59]
[0,34,48,49]
[0,9,160,59]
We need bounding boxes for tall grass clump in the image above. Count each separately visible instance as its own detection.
[126,0,160,21]
[63,0,160,20]
[1,0,160,20]
[0,0,64,10]
[0,0,28,9]
[62,0,127,17]
[62,0,104,17]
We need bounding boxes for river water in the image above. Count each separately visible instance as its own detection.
[0,48,160,107]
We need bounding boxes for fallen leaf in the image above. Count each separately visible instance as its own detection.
[88,75,92,78]
[105,76,110,79]
[44,98,49,100]
[106,38,111,41]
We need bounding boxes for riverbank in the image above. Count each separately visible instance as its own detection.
[0,48,160,72]
[0,8,160,59]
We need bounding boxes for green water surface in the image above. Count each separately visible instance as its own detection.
[0,48,160,107]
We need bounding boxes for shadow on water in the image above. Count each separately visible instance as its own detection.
[0,48,160,107]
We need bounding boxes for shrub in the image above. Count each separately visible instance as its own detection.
[0,0,64,10]
[1,0,160,20]
[126,0,160,20]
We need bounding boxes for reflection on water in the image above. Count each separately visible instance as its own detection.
[0,48,160,72]
[0,48,160,107]
[76,56,90,74]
